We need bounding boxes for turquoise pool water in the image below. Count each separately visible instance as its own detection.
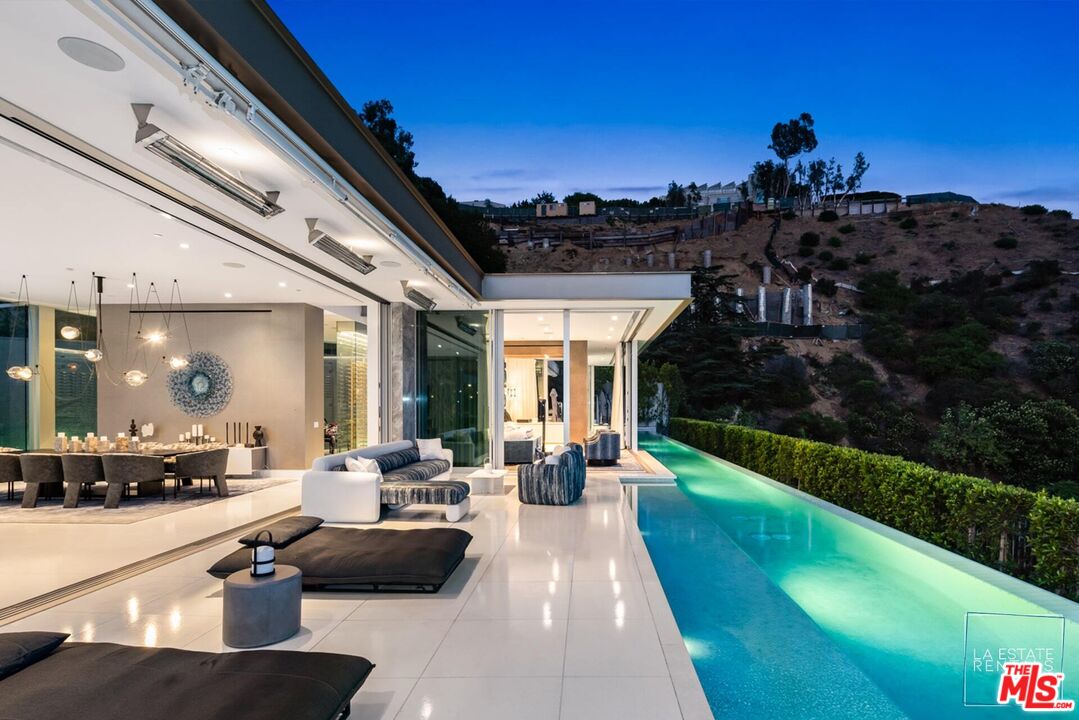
[637,434,1079,719]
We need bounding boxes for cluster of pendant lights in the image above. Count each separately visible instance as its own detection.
[4,274,192,387]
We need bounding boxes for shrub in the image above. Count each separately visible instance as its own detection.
[796,266,812,282]
[782,209,797,220]
[778,411,847,443]
[838,224,856,234]
[668,417,1079,600]
[899,217,918,230]
[816,277,837,296]
[828,258,850,271]
[1049,209,1073,220]
[827,236,843,247]
[914,322,1005,381]
[855,252,874,265]
[798,246,815,257]
[994,236,1018,249]
[1021,204,1048,216]
[863,316,915,371]
[799,232,821,247]
[1012,259,1061,292]
[818,209,839,222]
[859,271,915,314]
[818,250,834,262]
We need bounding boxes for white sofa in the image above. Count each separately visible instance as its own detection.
[302,440,470,523]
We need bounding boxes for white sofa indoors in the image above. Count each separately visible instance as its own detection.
[302,440,471,523]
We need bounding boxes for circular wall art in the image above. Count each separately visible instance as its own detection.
[167,351,233,417]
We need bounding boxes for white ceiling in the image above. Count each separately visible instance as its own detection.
[0,0,459,309]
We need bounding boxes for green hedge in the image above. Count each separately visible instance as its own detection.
[669,417,1079,600]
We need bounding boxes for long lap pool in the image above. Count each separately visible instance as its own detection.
[636,434,1079,719]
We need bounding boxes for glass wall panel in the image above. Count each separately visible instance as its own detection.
[54,309,97,438]
[417,311,489,467]
[323,316,368,454]
[0,304,29,449]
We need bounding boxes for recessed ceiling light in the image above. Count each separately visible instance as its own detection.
[222,262,245,269]
[153,233,163,238]
[57,37,125,72]
[126,283,135,289]
[381,261,401,268]
[537,315,545,322]
[611,315,619,320]
[277,281,287,288]
[178,243,190,249]
[159,212,173,220]
[223,292,233,298]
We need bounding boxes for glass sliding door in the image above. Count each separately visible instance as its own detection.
[0,304,29,449]
[54,309,97,439]
[417,311,489,467]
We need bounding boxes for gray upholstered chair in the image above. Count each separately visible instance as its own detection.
[101,454,165,509]
[1,452,23,501]
[60,454,105,508]
[517,442,586,505]
[585,431,621,466]
[173,448,230,498]
[18,453,64,508]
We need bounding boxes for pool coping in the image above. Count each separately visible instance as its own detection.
[619,485,716,719]
[662,435,1079,623]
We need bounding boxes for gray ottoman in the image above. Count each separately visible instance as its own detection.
[222,565,302,648]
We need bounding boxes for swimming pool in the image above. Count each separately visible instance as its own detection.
[636,434,1079,719]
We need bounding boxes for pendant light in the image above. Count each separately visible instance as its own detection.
[4,275,35,382]
[123,369,148,387]
[84,274,105,363]
[58,280,83,340]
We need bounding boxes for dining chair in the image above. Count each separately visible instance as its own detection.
[101,454,165,509]
[60,454,106,508]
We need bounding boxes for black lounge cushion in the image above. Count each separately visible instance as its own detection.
[0,640,372,720]
[209,527,472,590]
[381,459,451,484]
[0,632,68,680]
[239,516,323,548]
[381,479,469,506]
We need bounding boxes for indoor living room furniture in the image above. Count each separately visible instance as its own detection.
[585,430,622,466]
[101,454,165,508]
[467,467,507,495]
[60,454,105,508]
[173,448,230,497]
[18,453,63,508]
[517,442,586,505]
[302,440,470,523]
[223,565,302,648]
[1,452,22,501]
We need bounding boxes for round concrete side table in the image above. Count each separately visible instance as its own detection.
[222,565,302,648]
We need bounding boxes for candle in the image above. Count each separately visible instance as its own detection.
[185,432,191,441]
[191,424,198,436]
[197,424,204,436]
[179,433,185,442]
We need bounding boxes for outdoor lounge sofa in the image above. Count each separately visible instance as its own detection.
[302,440,470,523]
[517,442,586,505]
[0,631,372,720]
[208,515,473,592]
[584,430,621,466]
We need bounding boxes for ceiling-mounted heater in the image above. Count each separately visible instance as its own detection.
[132,104,284,218]
[306,218,376,274]
[401,281,436,311]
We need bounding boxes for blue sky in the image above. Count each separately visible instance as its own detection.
[269,0,1079,212]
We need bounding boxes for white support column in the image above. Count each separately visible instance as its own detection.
[628,340,639,450]
[489,310,505,468]
[562,310,571,445]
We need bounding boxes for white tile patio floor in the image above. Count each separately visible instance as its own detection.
[1,470,713,720]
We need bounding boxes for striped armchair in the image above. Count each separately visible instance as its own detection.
[517,443,585,505]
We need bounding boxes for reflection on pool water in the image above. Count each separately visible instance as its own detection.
[636,434,1079,719]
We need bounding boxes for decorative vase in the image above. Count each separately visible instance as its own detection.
[252,425,266,447]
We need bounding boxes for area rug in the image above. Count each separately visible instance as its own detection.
[0,477,296,524]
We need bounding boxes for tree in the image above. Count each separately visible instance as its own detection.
[525,191,556,206]
[929,403,1005,476]
[665,181,686,208]
[358,99,505,272]
[749,160,787,202]
[562,191,603,206]
[768,112,818,197]
[359,99,416,175]
[686,182,702,208]
[838,152,870,204]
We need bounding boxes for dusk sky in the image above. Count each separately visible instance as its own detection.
[269,0,1079,212]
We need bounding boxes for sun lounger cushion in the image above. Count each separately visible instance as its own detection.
[381,459,451,484]
[375,447,421,473]
[0,632,68,680]
[0,639,372,720]
[238,516,323,548]
[208,526,473,591]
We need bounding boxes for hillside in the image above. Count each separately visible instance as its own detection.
[502,203,1079,495]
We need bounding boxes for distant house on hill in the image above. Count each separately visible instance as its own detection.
[905,191,977,206]
[698,181,743,207]
[536,202,569,217]
[460,199,507,208]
